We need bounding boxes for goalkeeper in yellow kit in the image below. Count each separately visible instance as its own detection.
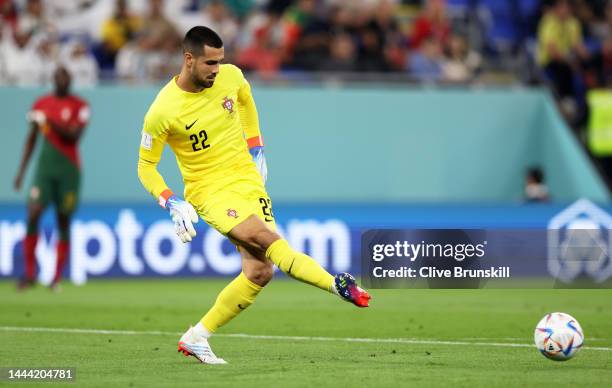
[137,26,370,364]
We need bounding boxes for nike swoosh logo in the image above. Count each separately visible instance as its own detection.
[238,304,247,310]
[287,259,295,275]
[186,119,198,130]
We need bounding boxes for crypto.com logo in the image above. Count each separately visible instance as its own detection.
[548,199,612,283]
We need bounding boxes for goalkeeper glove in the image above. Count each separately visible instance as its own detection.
[159,191,199,243]
[249,146,268,184]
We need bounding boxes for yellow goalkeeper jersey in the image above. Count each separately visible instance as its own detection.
[138,64,264,200]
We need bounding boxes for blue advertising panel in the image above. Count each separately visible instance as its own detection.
[1,199,611,285]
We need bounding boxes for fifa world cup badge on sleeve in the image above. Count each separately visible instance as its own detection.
[141,132,152,150]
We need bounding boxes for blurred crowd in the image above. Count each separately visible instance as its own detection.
[0,0,609,94]
[1,0,610,194]
[532,0,611,128]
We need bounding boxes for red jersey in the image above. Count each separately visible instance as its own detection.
[29,94,90,167]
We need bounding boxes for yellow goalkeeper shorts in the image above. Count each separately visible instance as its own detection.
[185,177,276,235]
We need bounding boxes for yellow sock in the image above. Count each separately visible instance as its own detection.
[201,272,262,333]
[265,239,334,293]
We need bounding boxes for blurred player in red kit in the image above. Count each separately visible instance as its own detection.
[14,66,90,291]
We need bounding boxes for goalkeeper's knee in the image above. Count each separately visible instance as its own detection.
[243,261,274,286]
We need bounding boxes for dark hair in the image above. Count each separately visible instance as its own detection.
[527,167,544,183]
[183,26,223,55]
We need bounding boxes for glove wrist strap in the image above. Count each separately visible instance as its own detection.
[247,136,263,149]
[158,189,174,209]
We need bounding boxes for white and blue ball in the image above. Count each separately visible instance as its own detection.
[534,312,584,361]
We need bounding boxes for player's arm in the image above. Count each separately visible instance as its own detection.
[47,121,80,143]
[14,121,39,191]
[137,113,198,243]
[237,72,267,183]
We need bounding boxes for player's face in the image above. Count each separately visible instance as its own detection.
[54,68,71,96]
[188,45,224,89]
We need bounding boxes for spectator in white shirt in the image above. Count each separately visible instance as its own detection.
[1,26,45,86]
[62,40,99,87]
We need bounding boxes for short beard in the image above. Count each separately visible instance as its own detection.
[191,74,213,89]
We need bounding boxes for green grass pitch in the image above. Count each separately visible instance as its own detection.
[0,279,610,387]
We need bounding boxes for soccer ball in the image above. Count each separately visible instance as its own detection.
[534,312,584,361]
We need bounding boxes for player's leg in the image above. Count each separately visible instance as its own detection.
[18,200,46,289]
[50,164,80,289]
[240,245,274,287]
[229,215,333,290]
[228,214,371,307]
[226,191,340,293]
[178,247,273,364]
[199,246,272,332]
[52,212,71,288]
[18,176,50,289]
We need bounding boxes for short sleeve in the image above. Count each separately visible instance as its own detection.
[28,98,46,125]
[77,103,91,125]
